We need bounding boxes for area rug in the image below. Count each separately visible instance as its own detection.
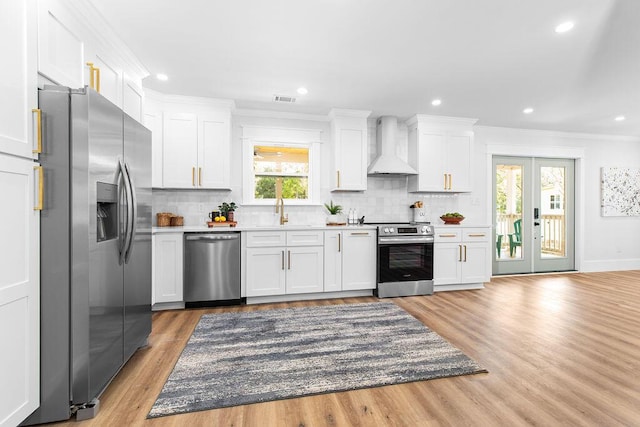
[148,302,486,418]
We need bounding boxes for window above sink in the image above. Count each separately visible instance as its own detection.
[242,126,322,206]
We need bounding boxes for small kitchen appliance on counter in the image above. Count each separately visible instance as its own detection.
[367,222,434,298]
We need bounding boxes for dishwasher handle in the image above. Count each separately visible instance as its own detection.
[185,233,240,241]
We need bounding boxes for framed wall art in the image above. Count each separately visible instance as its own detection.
[600,167,640,216]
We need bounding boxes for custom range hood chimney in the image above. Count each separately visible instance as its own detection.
[367,116,417,175]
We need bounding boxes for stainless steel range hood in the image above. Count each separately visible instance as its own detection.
[367,116,417,175]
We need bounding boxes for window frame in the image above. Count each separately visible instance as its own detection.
[242,126,322,206]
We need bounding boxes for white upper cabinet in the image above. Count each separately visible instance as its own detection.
[329,109,371,191]
[162,112,199,188]
[0,0,38,159]
[198,111,231,189]
[36,0,147,121]
[158,95,233,189]
[406,115,477,192]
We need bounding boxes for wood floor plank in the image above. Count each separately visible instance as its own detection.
[47,271,640,426]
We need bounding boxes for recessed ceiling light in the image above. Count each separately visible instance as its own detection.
[297,87,308,95]
[523,107,534,114]
[555,21,574,33]
[431,99,442,106]
[615,115,626,121]
[156,73,168,81]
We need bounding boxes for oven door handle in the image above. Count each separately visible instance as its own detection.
[378,236,434,244]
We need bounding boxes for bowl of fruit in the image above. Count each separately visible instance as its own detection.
[440,212,465,224]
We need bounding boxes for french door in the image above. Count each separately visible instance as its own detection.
[493,156,575,275]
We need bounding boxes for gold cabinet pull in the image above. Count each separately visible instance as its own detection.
[86,62,101,93]
[443,173,447,190]
[439,233,457,237]
[468,233,486,237]
[192,167,195,186]
[337,170,341,188]
[281,250,285,270]
[338,233,341,252]
[287,250,291,270]
[464,244,467,262]
[198,167,202,186]
[448,174,452,190]
[32,108,42,154]
[350,232,369,236]
[458,244,462,262]
[34,166,44,211]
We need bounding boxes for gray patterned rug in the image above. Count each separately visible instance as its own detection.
[148,302,486,418]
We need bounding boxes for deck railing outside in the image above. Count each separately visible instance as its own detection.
[496,213,565,256]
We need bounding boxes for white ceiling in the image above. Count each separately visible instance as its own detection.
[91,0,640,136]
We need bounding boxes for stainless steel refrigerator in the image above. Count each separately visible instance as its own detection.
[23,86,152,425]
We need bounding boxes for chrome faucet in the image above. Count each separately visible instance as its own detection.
[275,198,288,225]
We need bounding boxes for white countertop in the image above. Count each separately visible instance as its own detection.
[152,224,377,234]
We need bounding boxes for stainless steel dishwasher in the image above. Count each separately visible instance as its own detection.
[184,232,241,306]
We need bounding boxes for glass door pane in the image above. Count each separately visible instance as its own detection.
[539,166,566,258]
[495,163,523,260]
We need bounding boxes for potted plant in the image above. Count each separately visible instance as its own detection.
[218,202,237,222]
[440,212,465,224]
[324,201,343,224]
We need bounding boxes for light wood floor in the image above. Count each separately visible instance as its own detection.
[50,271,640,426]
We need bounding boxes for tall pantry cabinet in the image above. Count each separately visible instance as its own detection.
[0,0,41,425]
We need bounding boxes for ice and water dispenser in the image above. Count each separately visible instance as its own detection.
[96,182,118,242]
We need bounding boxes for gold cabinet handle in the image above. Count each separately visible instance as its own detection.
[458,244,462,262]
[281,250,285,270]
[191,167,195,186]
[350,232,370,236]
[468,233,486,237]
[198,167,202,186]
[287,250,291,270]
[464,244,467,262]
[34,166,43,211]
[439,233,457,238]
[338,233,341,252]
[448,174,452,190]
[337,170,341,188]
[443,173,447,190]
[32,108,42,154]
[86,62,101,93]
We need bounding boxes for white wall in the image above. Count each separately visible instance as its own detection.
[152,112,640,272]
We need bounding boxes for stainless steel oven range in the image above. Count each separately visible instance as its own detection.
[371,223,435,298]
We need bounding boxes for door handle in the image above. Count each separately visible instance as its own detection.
[198,167,202,186]
[338,233,341,252]
[33,166,44,210]
[32,108,42,154]
[288,250,291,270]
[86,62,101,93]
[464,244,467,262]
[281,250,285,270]
[337,170,341,188]
[192,167,196,186]
[458,244,462,262]
[124,162,137,263]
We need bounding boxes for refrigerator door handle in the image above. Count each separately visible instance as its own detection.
[118,159,133,265]
[124,162,137,263]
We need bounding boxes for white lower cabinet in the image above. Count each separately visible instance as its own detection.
[245,231,324,297]
[152,232,184,307]
[0,153,40,426]
[324,230,377,292]
[434,226,490,290]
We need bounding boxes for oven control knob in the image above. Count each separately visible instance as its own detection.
[383,227,389,233]
[390,228,395,233]
[421,226,428,233]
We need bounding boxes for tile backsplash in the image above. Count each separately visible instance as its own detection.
[152,176,475,227]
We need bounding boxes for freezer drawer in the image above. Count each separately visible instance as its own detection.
[184,232,241,304]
